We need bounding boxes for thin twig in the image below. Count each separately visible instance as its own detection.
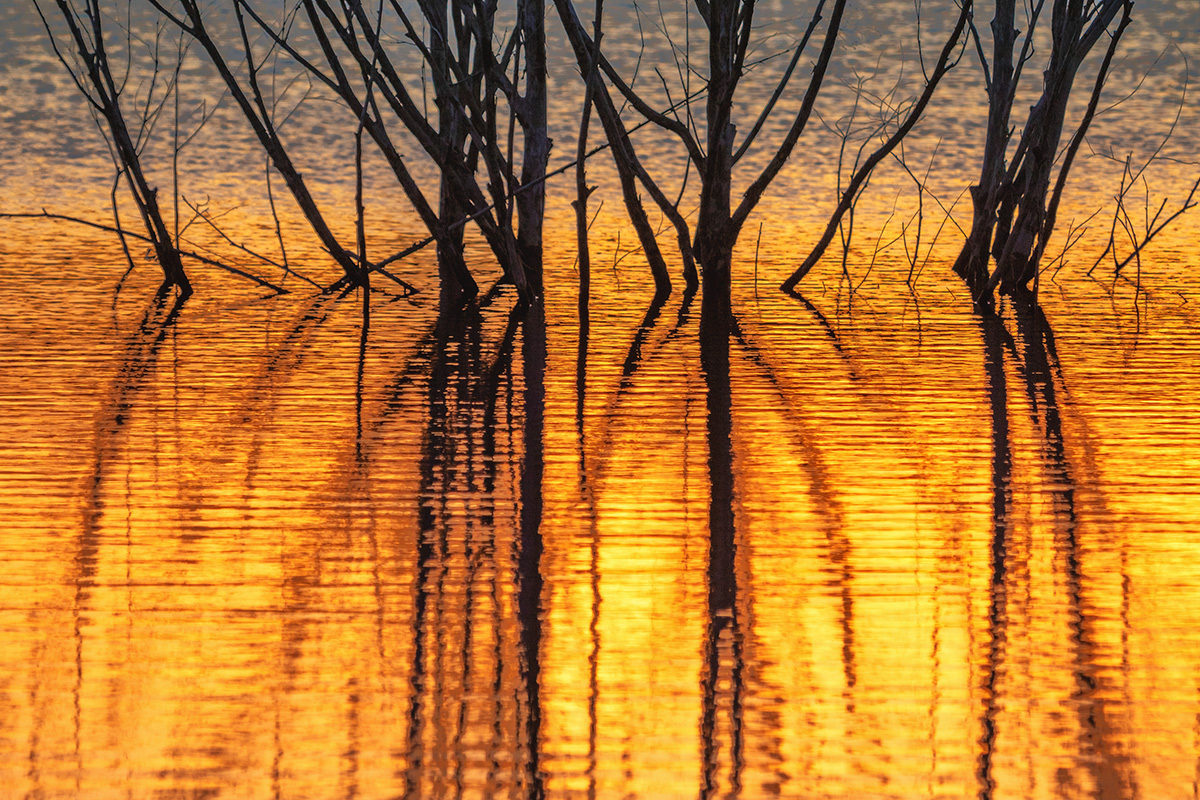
[3,211,288,293]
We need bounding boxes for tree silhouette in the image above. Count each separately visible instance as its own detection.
[955,0,1133,302]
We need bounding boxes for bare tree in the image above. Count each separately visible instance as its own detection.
[237,0,549,302]
[35,0,192,297]
[553,0,853,309]
[144,0,385,289]
[781,2,974,293]
[954,0,1134,302]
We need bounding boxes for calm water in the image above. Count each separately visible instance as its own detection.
[4,2,1200,798]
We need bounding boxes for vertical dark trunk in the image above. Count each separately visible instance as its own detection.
[996,73,1075,293]
[695,184,734,315]
[517,0,550,295]
[575,45,596,402]
[956,0,1128,302]
[435,188,471,302]
[990,0,1126,296]
[298,0,478,297]
[694,0,739,312]
[428,0,471,297]
[400,0,532,300]
[575,117,594,332]
[955,0,1017,299]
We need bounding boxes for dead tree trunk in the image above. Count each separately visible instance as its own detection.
[38,0,192,297]
[148,0,365,285]
[955,0,1132,303]
[420,0,478,298]
[954,0,1022,299]
[515,0,550,294]
[237,0,479,298]
[693,0,739,313]
[554,0,848,312]
[301,0,536,300]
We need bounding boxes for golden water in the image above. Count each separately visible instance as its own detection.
[4,236,1200,799]
[3,1,1200,798]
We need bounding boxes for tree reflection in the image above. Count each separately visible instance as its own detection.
[518,302,547,799]
[390,295,545,797]
[977,299,1130,798]
[69,292,185,783]
[700,293,745,797]
[976,306,1012,800]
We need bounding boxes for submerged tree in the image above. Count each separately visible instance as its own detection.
[780,0,974,293]
[23,0,550,305]
[36,0,192,297]
[554,0,852,308]
[556,0,980,320]
[25,0,1185,316]
[238,0,549,302]
[954,0,1134,302]
[143,0,374,288]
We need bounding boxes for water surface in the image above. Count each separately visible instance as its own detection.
[3,2,1200,798]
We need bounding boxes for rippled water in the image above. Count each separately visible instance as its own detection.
[4,1,1200,798]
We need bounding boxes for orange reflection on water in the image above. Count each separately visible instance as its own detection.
[2,220,1200,799]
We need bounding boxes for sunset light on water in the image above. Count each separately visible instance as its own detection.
[3,1,1200,797]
